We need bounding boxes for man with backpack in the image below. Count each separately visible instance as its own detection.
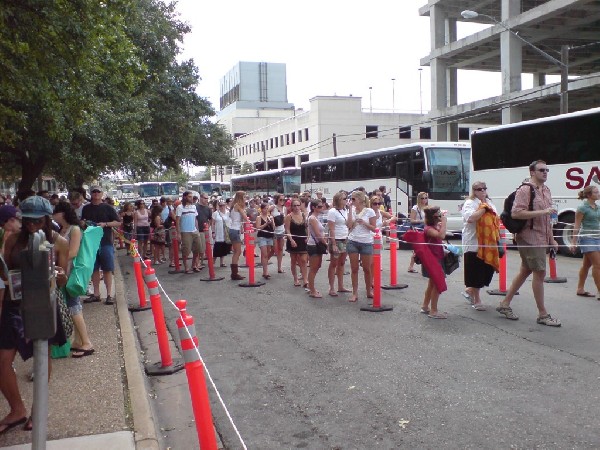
[496,160,561,327]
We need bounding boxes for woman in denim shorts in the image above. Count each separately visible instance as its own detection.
[327,191,350,296]
[255,202,275,279]
[53,201,94,356]
[346,191,377,303]
[306,199,328,298]
[228,191,248,280]
[570,185,600,299]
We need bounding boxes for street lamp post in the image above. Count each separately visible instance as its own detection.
[461,10,568,114]
[391,79,395,113]
[418,68,423,115]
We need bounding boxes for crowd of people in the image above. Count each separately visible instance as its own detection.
[1,161,599,433]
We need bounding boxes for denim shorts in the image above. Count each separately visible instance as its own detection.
[346,239,373,255]
[256,236,273,247]
[136,226,150,242]
[94,244,115,272]
[328,239,347,254]
[66,293,83,315]
[579,236,600,254]
[229,228,242,243]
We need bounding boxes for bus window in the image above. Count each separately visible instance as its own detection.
[426,148,467,194]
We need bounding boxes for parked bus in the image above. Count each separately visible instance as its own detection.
[301,142,470,234]
[159,181,179,200]
[231,167,301,197]
[117,183,137,202]
[135,182,161,206]
[220,182,231,199]
[187,181,223,197]
[470,107,600,254]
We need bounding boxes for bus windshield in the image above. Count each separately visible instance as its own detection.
[426,147,470,195]
[121,185,134,194]
[282,171,301,194]
[160,182,178,196]
[138,183,160,197]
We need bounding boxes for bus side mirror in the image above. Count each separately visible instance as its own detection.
[422,171,432,184]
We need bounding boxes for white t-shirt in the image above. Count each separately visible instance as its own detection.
[213,210,230,242]
[348,208,376,244]
[327,208,348,240]
[461,198,497,253]
[176,204,198,233]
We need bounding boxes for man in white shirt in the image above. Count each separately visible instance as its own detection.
[176,192,201,274]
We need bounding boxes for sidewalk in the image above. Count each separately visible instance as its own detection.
[0,256,159,450]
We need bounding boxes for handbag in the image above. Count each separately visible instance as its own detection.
[57,287,74,339]
[273,213,284,227]
[442,251,460,275]
[309,217,328,255]
[220,212,231,244]
[66,226,103,297]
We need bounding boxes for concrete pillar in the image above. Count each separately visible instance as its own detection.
[501,0,522,124]
[533,73,546,87]
[446,18,458,141]
[430,5,448,141]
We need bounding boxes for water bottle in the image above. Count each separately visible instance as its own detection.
[446,243,462,255]
[550,202,558,225]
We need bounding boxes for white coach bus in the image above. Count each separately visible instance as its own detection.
[301,142,471,234]
[470,107,600,255]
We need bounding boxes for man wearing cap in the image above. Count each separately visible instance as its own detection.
[0,205,21,251]
[81,186,121,305]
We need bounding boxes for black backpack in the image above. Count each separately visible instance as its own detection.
[500,184,535,234]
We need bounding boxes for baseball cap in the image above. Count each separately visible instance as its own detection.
[90,185,103,193]
[20,196,54,218]
[0,205,20,225]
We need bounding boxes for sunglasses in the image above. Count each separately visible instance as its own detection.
[371,202,381,205]
[316,205,324,209]
[536,168,550,173]
[292,204,301,207]
[22,216,45,224]
[419,196,428,200]
[351,198,358,202]
[91,190,102,194]
[474,187,487,191]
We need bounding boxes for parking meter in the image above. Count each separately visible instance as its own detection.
[20,230,57,340]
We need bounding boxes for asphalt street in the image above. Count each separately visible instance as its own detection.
[120,246,600,449]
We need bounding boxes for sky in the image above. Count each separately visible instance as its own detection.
[173,0,509,115]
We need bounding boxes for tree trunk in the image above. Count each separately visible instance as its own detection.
[17,158,46,201]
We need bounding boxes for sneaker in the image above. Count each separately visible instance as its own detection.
[83,294,101,304]
[496,305,519,320]
[537,314,561,327]
[104,295,115,305]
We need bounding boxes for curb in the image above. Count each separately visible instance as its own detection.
[114,261,160,450]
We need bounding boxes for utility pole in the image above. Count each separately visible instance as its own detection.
[560,45,569,114]
[332,133,337,157]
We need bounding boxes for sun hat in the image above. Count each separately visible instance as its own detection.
[19,196,54,218]
[0,205,20,225]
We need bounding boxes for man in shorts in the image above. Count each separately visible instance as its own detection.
[195,193,212,269]
[496,160,561,326]
[176,191,201,274]
[81,185,121,305]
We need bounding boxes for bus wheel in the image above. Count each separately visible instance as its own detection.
[555,213,581,257]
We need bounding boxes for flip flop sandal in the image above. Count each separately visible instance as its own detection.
[420,308,430,314]
[328,291,339,297]
[0,417,27,435]
[428,312,448,319]
[407,269,418,273]
[348,295,358,303]
[309,292,323,298]
[576,292,595,297]
[472,304,487,311]
[72,348,95,358]
[338,288,352,293]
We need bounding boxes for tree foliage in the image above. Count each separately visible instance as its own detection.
[240,162,256,175]
[0,0,234,197]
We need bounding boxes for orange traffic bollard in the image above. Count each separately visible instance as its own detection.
[168,227,183,274]
[545,249,567,283]
[382,222,408,290]
[361,230,393,312]
[129,240,151,312]
[487,223,519,296]
[176,300,218,450]
[239,225,264,288]
[144,266,184,376]
[201,223,224,282]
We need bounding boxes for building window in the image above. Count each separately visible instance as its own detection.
[304,128,309,141]
[420,127,431,139]
[291,133,296,144]
[399,126,411,139]
[280,135,285,146]
[300,155,309,163]
[459,127,470,140]
[298,130,302,142]
[286,134,290,145]
[366,125,378,139]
